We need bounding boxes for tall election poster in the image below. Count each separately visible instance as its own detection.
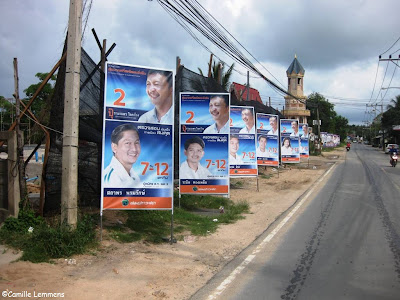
[229,106,258,176]
[179,93,230,195]
[101,63,174,210]
[280,119,300,163]
[256,113,279,166]
[299,123,309,159]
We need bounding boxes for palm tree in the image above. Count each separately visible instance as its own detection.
[382,95,400,143]
[198,59,234,91]
[386,95,400,111]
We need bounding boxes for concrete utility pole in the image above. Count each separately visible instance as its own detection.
[61,0,82,228]
[13,58,26,207]
[316,106,321,154]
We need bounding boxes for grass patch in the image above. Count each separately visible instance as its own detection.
[0,209,97,263]
[104,193,249,243]
[260,174,272,179]
[1,194,250,262]
[230,180,244,189]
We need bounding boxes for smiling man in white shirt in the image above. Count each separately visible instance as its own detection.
[229,135,243,164]
[104,123,142,188]
[138,69,173,124]
[203,95,230,134]
[290,120,299,137]
[239,108,255,134]
[267,116,278,136]
[180,136,212,179]
[256,135,270,158]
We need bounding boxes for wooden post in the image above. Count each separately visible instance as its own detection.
[61,0,82,228]
[208,53,213,78]
[13,58,27,207]
[218,63,222,84]
[0,131,20,216]
[246,71,250,101]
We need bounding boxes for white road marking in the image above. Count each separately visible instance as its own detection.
[207,164,336,300]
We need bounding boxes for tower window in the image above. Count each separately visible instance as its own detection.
[298,78,301,85]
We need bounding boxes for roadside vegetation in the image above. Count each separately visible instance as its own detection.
[106,192,249,244]
[0,209,97,263]
[0,192,249,263]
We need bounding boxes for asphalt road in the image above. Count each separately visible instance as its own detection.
[193,144,400,300]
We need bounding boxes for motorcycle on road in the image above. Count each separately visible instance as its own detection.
[390,153,398,167]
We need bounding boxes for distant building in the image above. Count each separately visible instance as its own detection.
[230,82,263,104]
[283,55,310,123]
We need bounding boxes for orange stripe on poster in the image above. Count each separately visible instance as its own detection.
[180,185,228,194]
[257,160,279,166]
[103,197,172,209]
[229,169,258,175]
[282,157,300,162]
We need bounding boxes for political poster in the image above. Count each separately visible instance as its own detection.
[229,106,258,176]
[280,119,300,163]
[179,93,230,195]
[256,113,279,166]
[101,63,174,210]
[299,123,310,159]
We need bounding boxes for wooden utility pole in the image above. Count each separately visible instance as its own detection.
[316,105,321,154]
[13,58,27,207]
[208,53,213,78]
[61,0,82,228]
[246,71,250,101]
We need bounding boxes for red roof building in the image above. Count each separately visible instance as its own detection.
[230,82,263,104]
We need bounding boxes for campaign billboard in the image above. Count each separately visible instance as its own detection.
[101,63,174,210]
[229,106,258,176]
[299,123,310,159]
[179,93,230,195]
[256,113,279,166]
[280,119,300,163]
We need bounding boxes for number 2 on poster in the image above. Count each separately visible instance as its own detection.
[186,111,195,123]
[113,88,126,106]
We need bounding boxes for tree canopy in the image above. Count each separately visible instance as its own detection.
[382,95,400,143]
[23,72,57,116]
[306,92,349,141]
[0,72,56,142]
[198,59,234,91]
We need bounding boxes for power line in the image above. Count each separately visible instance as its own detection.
[380,35,400,56]
[157,0,305,103]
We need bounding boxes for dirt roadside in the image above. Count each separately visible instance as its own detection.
[0,149,344,300]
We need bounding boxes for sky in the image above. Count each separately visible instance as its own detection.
[1,0,400,126]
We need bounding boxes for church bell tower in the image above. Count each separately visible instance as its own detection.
[283,55,310,123]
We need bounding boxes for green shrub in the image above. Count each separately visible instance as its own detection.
[0,211,97,263]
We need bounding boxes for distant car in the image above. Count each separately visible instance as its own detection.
[385,144,399,154]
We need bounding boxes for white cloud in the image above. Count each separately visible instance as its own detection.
[1,0,400,126]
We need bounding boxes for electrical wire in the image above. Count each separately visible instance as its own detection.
[369,60,381,104]
[380,36,400,56]
[82,0,94,40]
[157,0,302,103]
[4,98,71,138]
[379,64,397,103]
[373,60,390,105]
